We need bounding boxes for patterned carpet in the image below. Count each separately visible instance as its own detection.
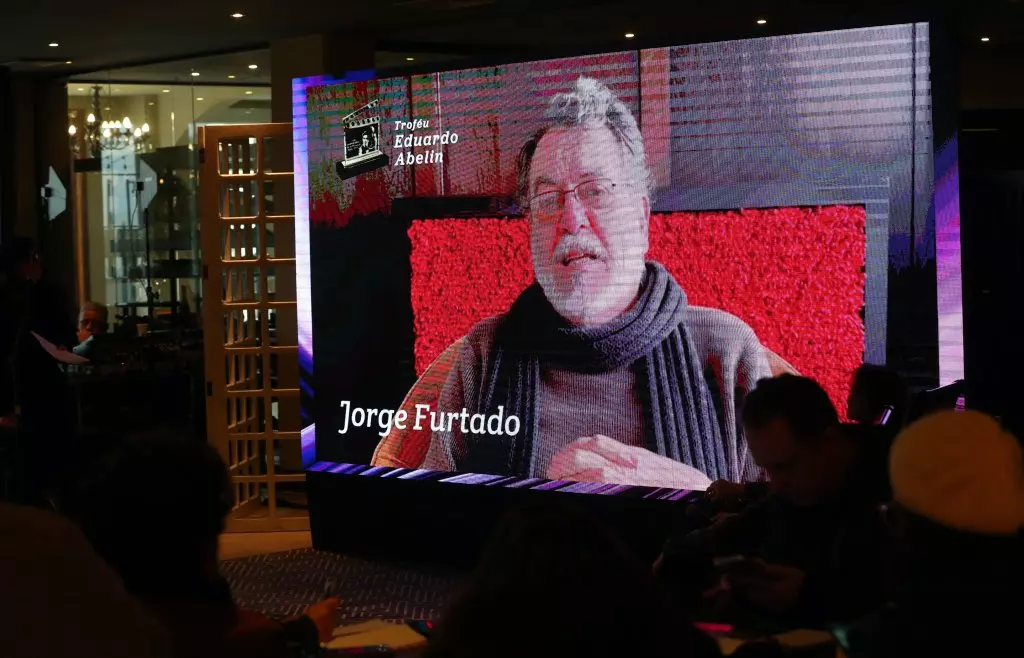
[221,548,467,622]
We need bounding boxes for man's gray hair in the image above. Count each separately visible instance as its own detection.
[515,76,652,205]
[81,300,109,327]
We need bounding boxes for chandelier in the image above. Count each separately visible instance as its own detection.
[98,115,150,151]
[69,85,152,156]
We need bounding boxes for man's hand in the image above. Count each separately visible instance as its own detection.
[727,563,806,615]
[304,597,341,643]
[706,479,747,508]
[545,435,712,490]
[712,512,739,525]
[701,582,735,616]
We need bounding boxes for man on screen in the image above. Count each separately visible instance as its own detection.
[372,77,774,488]
[358,129,375,156]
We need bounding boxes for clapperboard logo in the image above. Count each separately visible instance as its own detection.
[337,98,388,179]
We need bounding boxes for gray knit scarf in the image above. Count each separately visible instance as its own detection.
[457,262,727,480]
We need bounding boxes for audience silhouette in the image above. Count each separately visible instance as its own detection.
[65,431,339,658]
[426,500,722,658]
[4,362,1019,658]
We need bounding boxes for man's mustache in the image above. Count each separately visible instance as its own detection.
[553,235,606,264]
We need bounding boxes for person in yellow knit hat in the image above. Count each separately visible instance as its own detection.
[889,410,1024,535]
[839,410,1023,658]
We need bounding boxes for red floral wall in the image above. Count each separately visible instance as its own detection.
[408,206,866,411]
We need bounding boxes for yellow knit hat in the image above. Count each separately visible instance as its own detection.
[889,411,1024,535]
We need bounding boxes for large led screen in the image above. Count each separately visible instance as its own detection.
[294,23,961,493]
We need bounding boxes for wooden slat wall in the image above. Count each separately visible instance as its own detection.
[199,123,308,532]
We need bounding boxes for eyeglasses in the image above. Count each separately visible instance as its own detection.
[528,178,622,219]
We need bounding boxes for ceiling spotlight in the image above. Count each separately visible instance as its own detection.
[406,57,415,61]
[624,33,635,39]
[756,18,767,25]
[245,90,253,95]
[48,42,59,47]
[228,75,236,79]
[76,87,84,92]
[191,71,200,77]
[248,64,258,70]
[231,12,244,18]
[196,97,204,101]
[981,36,991,42]
[65,60,73,65]
[162,89,171,93]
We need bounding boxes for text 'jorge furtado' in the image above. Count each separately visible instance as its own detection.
[338,400,521,437]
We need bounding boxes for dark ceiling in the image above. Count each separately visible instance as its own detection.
[2,0,1020,79]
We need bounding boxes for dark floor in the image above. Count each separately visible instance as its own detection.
[222,548,467,622]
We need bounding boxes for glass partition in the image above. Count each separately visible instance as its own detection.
[64,47,467,328]
[68,76,271,326]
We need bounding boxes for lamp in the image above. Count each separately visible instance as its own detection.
[73,86,153,155]
[67,123,79,155]
[100,118,131,150]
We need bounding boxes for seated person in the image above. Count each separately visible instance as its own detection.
[846,363,909,428]
[0,502,170,658]
[66,432,339,658]
[373,77,799,488]
[704,362,909,515]
[839,411,1024,657]
[424,500,721,658]
[656,375,892,629]
[73,300,109,357]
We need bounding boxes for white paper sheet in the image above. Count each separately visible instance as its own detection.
[31,331,89,365]
[324,623,426,651]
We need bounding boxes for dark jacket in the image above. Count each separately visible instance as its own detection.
[140,577,320,658]
[838,597,1018,658]
[0,278,76,415]
[839,525,1022,658]
[1,278,77,499]
[661,424,893,628]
